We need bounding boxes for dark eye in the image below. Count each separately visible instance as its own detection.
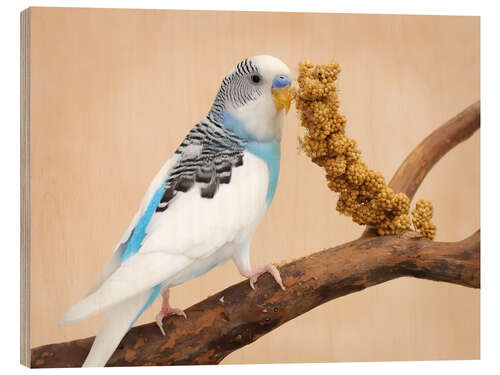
[251,74,261,83]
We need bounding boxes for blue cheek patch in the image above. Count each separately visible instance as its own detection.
[272,75,291,89]
[223,110,255,140]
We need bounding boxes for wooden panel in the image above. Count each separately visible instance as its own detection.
[29,8,479,363]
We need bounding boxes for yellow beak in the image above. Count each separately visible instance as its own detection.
[272,86,291,114]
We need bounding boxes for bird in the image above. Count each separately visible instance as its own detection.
[60,55,292,367]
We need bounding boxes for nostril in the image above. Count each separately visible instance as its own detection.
[273,75,291,88]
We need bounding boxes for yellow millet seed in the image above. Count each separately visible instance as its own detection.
[352,204,386,226]
[346,160,368,186]
[327,133,350,155]
[325,156,347,178]
[376,187,395,210]
[411,199,436,240]
[345,139,361,162]
[328,176,349,192]
[419,221,437,240]
[299,136,329,160]
[363,170,387,195]
[338,190,359,216]
[415,200,433,221]
[392,192,411,216]
[393,214,412,231]
[295,59,437,238]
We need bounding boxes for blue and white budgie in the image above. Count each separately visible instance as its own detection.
[61,55,292,367]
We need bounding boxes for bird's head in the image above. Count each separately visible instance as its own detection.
[208,55,292,142]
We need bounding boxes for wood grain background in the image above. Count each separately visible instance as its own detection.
[29,7,480,363]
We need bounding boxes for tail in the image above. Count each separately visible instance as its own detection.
[81,289,152,367]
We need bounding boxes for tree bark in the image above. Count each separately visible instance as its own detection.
[30,101,480,368]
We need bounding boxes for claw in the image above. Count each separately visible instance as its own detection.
[246,263,285,290]
[178,309,187,320]
[155,312,167,336]
[155,289,187,336]
[155,308,187,336]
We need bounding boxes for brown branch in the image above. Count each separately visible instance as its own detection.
[30,101,480,368]
[31,230,479,368]
[389,101,480,200]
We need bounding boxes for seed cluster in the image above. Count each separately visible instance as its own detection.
[411,200,437,240]
[294,60,436,240]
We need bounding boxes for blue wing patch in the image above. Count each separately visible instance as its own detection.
[122,183,166,263]
[119,185,166,329]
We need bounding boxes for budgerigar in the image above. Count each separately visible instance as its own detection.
[61,55,292,367]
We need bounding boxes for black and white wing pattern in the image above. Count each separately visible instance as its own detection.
[156,118,246,212]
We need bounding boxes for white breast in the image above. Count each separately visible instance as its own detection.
[140,150,269,263]
[150,150,270,286]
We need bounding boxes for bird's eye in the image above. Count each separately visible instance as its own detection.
[251,74,261,84]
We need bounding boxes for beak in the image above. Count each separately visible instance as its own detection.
[272,86,291,114]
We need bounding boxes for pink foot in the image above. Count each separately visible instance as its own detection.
[246,264,285,291]
[155,289,186,336]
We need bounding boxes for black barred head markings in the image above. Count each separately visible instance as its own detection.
[208,58,263,123]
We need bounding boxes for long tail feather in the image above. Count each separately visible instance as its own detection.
[82,289,152,367]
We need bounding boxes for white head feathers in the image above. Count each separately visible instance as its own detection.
[209,55,291,142]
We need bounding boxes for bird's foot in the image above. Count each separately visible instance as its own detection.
[155,289,187,336]
[247,263,285,290]
[155,307,187,336]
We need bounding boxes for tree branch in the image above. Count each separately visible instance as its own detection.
[30,101,480,368]
[31,230,480,367]
[389,101,480,200]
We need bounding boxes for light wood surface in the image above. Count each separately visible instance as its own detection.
[29,8,479,363]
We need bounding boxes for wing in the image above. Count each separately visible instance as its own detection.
[63,119,269,323]
[84,154,180,296]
